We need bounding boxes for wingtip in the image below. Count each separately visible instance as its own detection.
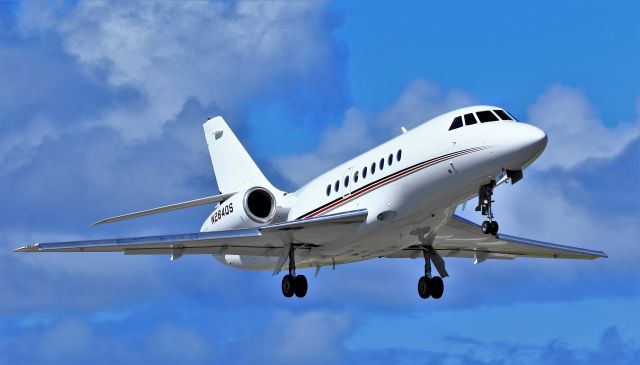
[91,218,113,227]
[13,244,40,253]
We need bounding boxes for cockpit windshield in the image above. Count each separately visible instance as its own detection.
[476,110,499,123]
[448,108,518,131]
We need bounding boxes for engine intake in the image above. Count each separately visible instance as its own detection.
[244,187,276,223]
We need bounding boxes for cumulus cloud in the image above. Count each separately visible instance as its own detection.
[527,85,639,170]
[222,310,353,365]
[273,108,375,186]
[0,311,352,365]
[0,1,351,325]
[17,1,339,142]
[273,80,475,186]
[0,116,59,173]
[0,318,215,365]
[375,79,476,135]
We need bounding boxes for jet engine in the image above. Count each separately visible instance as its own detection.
[207,187,277,230]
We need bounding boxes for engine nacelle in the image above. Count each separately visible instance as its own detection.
[204,187,277,231]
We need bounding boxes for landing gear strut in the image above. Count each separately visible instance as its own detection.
[281,245,307,298]
[417,245,447,300]
[476,180,499,235]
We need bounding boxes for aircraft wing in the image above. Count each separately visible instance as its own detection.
[13,209,368,257]
[386,214,607,261]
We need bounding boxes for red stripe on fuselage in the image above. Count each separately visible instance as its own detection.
[297,146,490,219]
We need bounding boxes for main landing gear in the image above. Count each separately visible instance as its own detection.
[476,180,499,236]
[281,245,308,298]
[417,245,448,300]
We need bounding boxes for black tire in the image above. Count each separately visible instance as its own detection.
[430,276,444,299]
[281,274,295,298]
[294,275,308,298]
[490,221,499,235]
[418,276,431,299]
[481,221,491,234]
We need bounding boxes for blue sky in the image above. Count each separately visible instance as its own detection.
[0,1,639,364]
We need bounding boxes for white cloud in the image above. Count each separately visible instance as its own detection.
[144,323,214,364]
[273,108,375,186]
[0,116,58,173]
[0,317,215,365]
[527,85,639,170]
[18,1,336,142]
[230,310,353,364]
[376,79,475,135]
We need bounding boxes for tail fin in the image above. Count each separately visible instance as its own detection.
[203,116,277,194]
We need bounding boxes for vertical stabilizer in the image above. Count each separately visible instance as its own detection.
[203,117,277,194]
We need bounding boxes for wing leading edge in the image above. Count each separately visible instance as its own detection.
[14,209,368,257]
[386,214,607,261]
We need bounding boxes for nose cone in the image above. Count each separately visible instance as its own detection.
[515,124,547,167]
[524,124,548,153]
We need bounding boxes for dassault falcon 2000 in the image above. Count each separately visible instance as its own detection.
[15,106,607,299]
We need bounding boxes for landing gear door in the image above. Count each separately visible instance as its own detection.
[342,167,353,198]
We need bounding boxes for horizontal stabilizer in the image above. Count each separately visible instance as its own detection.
[92,192,236,226]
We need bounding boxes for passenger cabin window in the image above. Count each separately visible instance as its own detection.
[477,110,499,123]
[371,162,376,174]
[464,113,477,125]
[379,158,384,170]
[388,154,393,166]
[334,180,339,192]
[326,184,331,196]
[397,149,402,161]
[344,175,349,187]
[494,109,513,121]
[363,166,368,178]
[449,116,463,130]
[354,170,359,183]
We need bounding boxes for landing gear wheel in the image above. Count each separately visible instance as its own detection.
[281,274,295,298]
[477,181,499,235]
[430,276,444,299]
[418,276,431,299]
[481,221,491,234]
[294,275,308,298]
[490,221,499,235]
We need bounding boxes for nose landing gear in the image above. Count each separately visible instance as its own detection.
[476,180,499,236]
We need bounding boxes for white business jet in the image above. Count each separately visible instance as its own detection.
[14,106,607,299]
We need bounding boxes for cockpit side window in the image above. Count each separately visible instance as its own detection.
[505,110,519,122]
[494,109,513,121]
[476,110,499,123]
[464,113,477,125]
[449,116,463,130]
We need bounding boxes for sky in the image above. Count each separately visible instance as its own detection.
[0,1,639,364]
